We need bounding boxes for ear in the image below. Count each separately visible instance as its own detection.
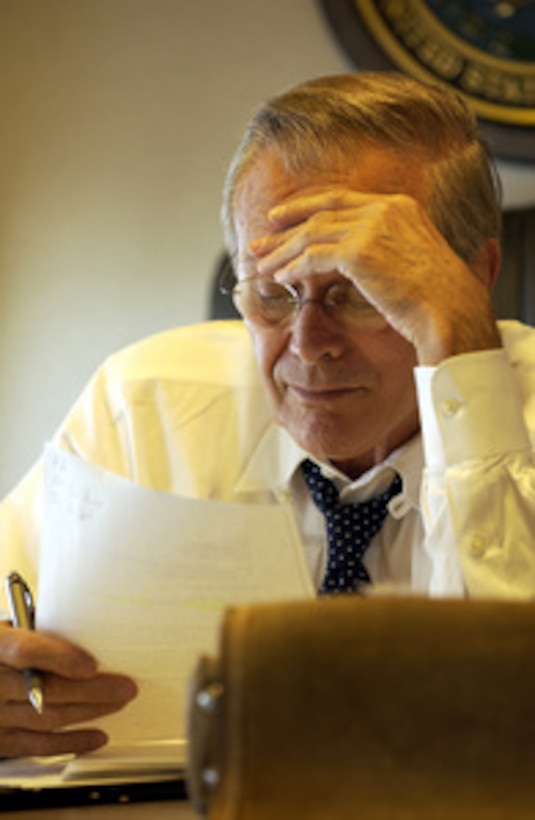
[471,238,501,292]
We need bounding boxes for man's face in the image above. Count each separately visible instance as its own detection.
[232,146,425,478]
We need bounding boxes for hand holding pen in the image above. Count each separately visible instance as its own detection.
[0,572,138,759]
[5,572,44,714]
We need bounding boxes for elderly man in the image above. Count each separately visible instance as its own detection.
[0,71,533,758]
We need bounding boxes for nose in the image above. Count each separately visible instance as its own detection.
[288,300,347,363]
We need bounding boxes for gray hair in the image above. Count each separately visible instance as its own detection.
[222,72,502,264]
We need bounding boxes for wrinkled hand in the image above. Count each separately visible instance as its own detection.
[0,623,137,758]
[249,187,502,365]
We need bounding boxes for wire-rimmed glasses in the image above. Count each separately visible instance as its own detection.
[219,262,385,329]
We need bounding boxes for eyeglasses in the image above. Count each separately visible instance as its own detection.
[219,265,386,329]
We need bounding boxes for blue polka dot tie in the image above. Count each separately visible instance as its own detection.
[301,459,402,594]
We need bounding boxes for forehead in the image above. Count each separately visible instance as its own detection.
[233,145,430,243]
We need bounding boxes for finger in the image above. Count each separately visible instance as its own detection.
[248,223,301,261]
[0,695,135,733]
[0,666,137,729]
[251,222,349,278]
[250,209,352,255]
[272,244,354,287]
[0,624,98,680]
[0,670,137,710]
[42,672,138,708]
[250,208,370,278]
[0,727,108,759]
[267,188,374,228]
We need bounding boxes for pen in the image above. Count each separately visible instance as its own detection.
[5,572,44,715]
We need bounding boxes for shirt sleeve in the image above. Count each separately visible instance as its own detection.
[414,348,535,598]
[0,463,43,611]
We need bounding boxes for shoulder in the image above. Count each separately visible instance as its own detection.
[60,320,267,484]
[100,320,258,387]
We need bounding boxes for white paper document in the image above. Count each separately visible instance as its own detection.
[35,444,314,755]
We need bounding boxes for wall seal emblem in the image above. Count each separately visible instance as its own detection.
[320,0,535,161]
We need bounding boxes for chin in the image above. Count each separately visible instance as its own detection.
[286,418,359,463]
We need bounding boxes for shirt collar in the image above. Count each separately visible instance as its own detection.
[233,422,309,496]
[305,434,422,512]
[234,421,423,512]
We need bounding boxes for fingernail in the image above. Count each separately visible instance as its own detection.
[120,678,139,702]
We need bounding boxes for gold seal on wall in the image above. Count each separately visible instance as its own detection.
[320,0,535,160]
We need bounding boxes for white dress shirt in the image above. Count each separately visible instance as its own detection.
[1,318,534,604]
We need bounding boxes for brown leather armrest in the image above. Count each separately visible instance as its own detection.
[188,596,535,819]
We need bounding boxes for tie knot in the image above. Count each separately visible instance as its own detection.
[301,458,403,594]
[301,458,339,513]
[301,458,402,515]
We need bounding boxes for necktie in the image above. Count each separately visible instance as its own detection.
[301,459,402,595]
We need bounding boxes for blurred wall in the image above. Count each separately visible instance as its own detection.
[1,0,534,494]
[0,0,349,493]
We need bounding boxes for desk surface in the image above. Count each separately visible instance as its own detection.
[2,800,198,819]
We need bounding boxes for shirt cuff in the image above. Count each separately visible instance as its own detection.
[414,348,530,471]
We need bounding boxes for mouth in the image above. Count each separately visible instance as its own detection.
[288,384,368,402]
